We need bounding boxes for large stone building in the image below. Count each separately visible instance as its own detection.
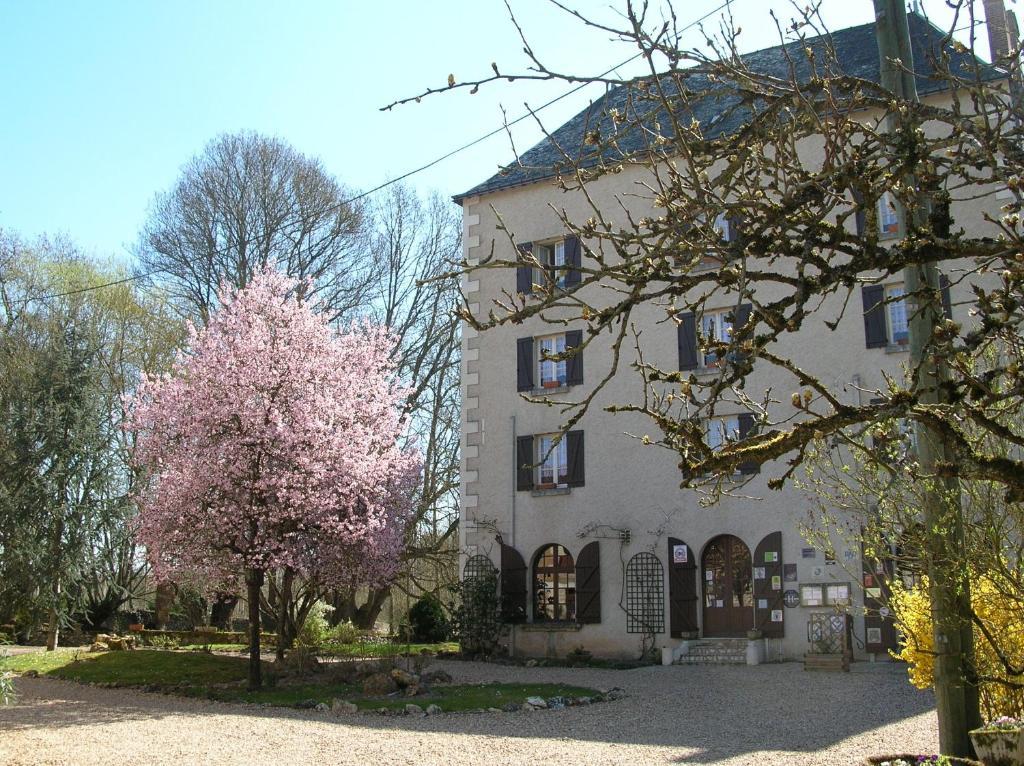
[454,14,1005,662]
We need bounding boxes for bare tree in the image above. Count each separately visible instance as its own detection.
[137,131,370,324]
[329,184,462,629]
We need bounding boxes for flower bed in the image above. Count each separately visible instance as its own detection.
[970,717,1024,766]
[863,756,982,766]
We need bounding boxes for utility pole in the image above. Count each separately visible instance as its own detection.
[872,0,981,757]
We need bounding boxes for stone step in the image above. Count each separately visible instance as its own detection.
[674,637,751,665]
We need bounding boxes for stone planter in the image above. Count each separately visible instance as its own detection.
[969,727,1024,766]
[863,755,983,766]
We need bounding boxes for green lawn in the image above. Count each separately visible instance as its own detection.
[319,641,459,658]
[0,649,599,712]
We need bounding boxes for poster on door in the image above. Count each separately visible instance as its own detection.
[672,545,688,564]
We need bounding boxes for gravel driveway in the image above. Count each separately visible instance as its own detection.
[0,659,937,766]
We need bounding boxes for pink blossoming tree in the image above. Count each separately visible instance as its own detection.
[126,267,421,688]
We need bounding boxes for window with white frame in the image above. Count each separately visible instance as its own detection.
[878,192,900,238]
[534,241,567,288]
[701,308,734,367]
[537,334,567,387]
[536,434,568,487]
[706,415,740,451]
[885,284,909,346]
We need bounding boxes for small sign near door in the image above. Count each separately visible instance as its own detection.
[783,589,800,608]
[783,563,797,582]
[672,545,688,564]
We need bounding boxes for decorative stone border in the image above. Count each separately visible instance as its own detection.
[322,687,626,717]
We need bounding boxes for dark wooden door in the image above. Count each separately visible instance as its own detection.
[702,535,754,637]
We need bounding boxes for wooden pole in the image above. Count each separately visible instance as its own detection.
[872,1,980,755]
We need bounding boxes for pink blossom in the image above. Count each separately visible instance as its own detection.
[125,267,421,589]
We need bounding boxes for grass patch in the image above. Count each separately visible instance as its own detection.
[0,649,601,713]
[319,641,459,658]
[1,649,250,687]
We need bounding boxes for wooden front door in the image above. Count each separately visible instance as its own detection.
[702,535,754,637]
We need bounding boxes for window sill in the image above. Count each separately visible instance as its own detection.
[885,344,909,354]
[520,622,583,632]
[531,385,571,396]
[531,486,571,497]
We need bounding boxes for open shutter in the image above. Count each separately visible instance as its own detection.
[667,537,698,637]
[862,535,899,654]
[565,330,583,386]
[575,541,601,623]
[678,312,699,370]
[499,543,528,623]
[516,242,533,294]
[753,532,784,638]
[516,337,534,392]
[862,285,888,348]
[737,413,759,475]
[564,236,582,286]
[729,302,753,365]
[566,430,585,487]
[516,435,534,491]
[852,190,867,236]
[940,273,953,319]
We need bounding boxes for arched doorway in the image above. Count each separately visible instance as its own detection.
[702,535,754,637]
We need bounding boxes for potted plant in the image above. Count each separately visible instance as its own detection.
[542,379,561,389]
[862,756,983,765]
[970,716,1024,766]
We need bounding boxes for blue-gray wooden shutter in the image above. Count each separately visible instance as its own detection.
[667,537,698,637]
[516,337,534,391]
[566,430,585,487]
[737,412,759,475]
[575,541,601,623]
[940,274,952,319]
[516,435,534,491]
[678,312,699,370]
[516,242,533,294]
[563,236,581,286]
[853,189,867,236]
[753,531,784,638]
[499,543,528,623]
[862,285,888,348]
[565,329,583,386]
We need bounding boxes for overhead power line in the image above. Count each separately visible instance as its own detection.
[20,0,736,305]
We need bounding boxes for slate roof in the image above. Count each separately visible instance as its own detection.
[455,13,1000,203]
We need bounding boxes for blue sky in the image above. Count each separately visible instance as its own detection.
[0,1,977,260]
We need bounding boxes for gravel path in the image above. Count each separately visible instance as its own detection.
[0,659,937,765]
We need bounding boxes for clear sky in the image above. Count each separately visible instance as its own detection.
[0,1,981,260]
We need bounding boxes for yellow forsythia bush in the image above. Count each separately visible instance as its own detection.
[889,573,1024,719]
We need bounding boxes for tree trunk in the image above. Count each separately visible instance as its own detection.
[155,581,177,630]
[328,587,389,630]
[275,568,295,661]
[45,597,60,651]
[245,568,264,690]
[209,593,238,630]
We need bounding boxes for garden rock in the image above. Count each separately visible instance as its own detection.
[22,670,39,678]
[419,669,452,685]
[89,642,108,652]
[390,669,418,688]
[330,699,358,715]
[314,703,329,712]
[425,704,443,716]
[402,683,427,697]
[524,659,538,667]
[525,696,547,709]
[604,687,626,701]
[362,672,398,696]
[404,704,425,716]
[487,707,502,713]
[294,699,319,709]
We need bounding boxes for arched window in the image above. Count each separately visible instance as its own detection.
[626,552,665,634]
[463,554,496,583]
[533,544,575,622]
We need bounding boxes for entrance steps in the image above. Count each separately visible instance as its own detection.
[674,638,749,665]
